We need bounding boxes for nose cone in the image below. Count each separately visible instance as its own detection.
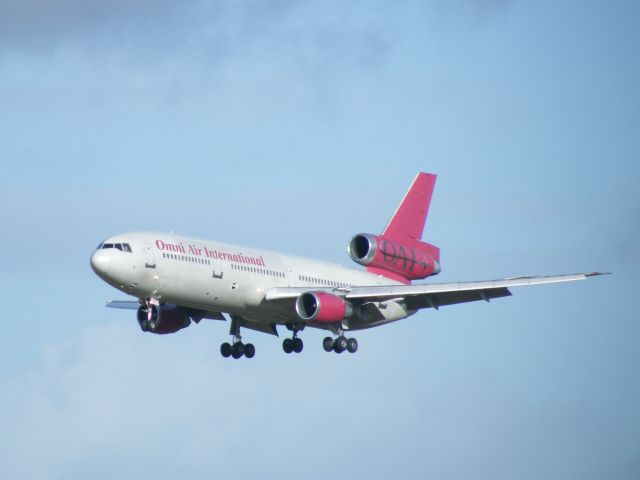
[90,249,113,280]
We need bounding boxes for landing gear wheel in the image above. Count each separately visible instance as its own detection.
[323,337,334,352]
[220,342,232,358]
[334,336,347,354]
[244,343,255,359]
[292,337,304,353]
[232,342,244,359]
[283,338,294,354]
[346,338,358,353]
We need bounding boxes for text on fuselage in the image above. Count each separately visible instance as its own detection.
[155,239,266,266]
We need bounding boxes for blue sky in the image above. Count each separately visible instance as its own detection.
[0,1,638,478]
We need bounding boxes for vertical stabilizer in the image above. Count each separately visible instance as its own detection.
[382,172,436,242]
[352,172,440,284]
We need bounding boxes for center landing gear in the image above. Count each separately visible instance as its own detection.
[220,316,255,359]
[323,335,358,354]
[283,323,304,354]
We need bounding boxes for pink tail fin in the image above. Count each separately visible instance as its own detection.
[382,172,437,242]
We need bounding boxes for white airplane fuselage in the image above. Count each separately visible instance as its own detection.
[91,231,406,331]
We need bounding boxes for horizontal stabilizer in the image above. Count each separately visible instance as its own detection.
[106,300,140,309]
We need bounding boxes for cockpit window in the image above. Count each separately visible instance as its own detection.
[96,243,103,250]
[99,242,132,252]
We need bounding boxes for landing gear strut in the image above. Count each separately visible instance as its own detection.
[283,323,304,354]
[220,316,255,359]
[323,334,358,354]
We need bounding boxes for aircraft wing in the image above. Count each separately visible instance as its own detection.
[265,272,608,311]
[106,300,225,321]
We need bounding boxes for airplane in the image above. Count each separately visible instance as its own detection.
[90,172,607,359]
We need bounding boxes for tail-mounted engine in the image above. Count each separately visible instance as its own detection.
[137,303,191,335]
[295,292,353,323]
[348,233,440,283]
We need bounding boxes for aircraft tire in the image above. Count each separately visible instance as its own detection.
[232,342,244,359]
[220,342,232,358]
[292,337,303,353]
[334,336,347,354]
[244,343,255,359]
[283,338,294,354]
[322,337,334,352]
[347,338,358,353]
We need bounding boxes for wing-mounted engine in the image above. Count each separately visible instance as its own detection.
[137,303,191,334]
[348,233,440,284]
[295,292,353,323]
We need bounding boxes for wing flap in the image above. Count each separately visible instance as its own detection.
[404,287,511,310]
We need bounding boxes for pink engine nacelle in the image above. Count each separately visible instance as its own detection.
[136,303,191,335]
[348,233,441,284]
[295,291,353,323]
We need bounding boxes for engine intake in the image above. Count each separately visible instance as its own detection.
[137,303,191,335]
[295,292,352,323]
[348,233,440,283]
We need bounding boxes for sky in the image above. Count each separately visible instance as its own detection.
[0,0,638,478]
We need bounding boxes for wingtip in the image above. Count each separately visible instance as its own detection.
[585,272,612,277]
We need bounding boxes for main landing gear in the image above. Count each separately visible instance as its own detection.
[220,338,255,359]
[282,323,304,354]
[220,316,255,360]
[323,335,358,354]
